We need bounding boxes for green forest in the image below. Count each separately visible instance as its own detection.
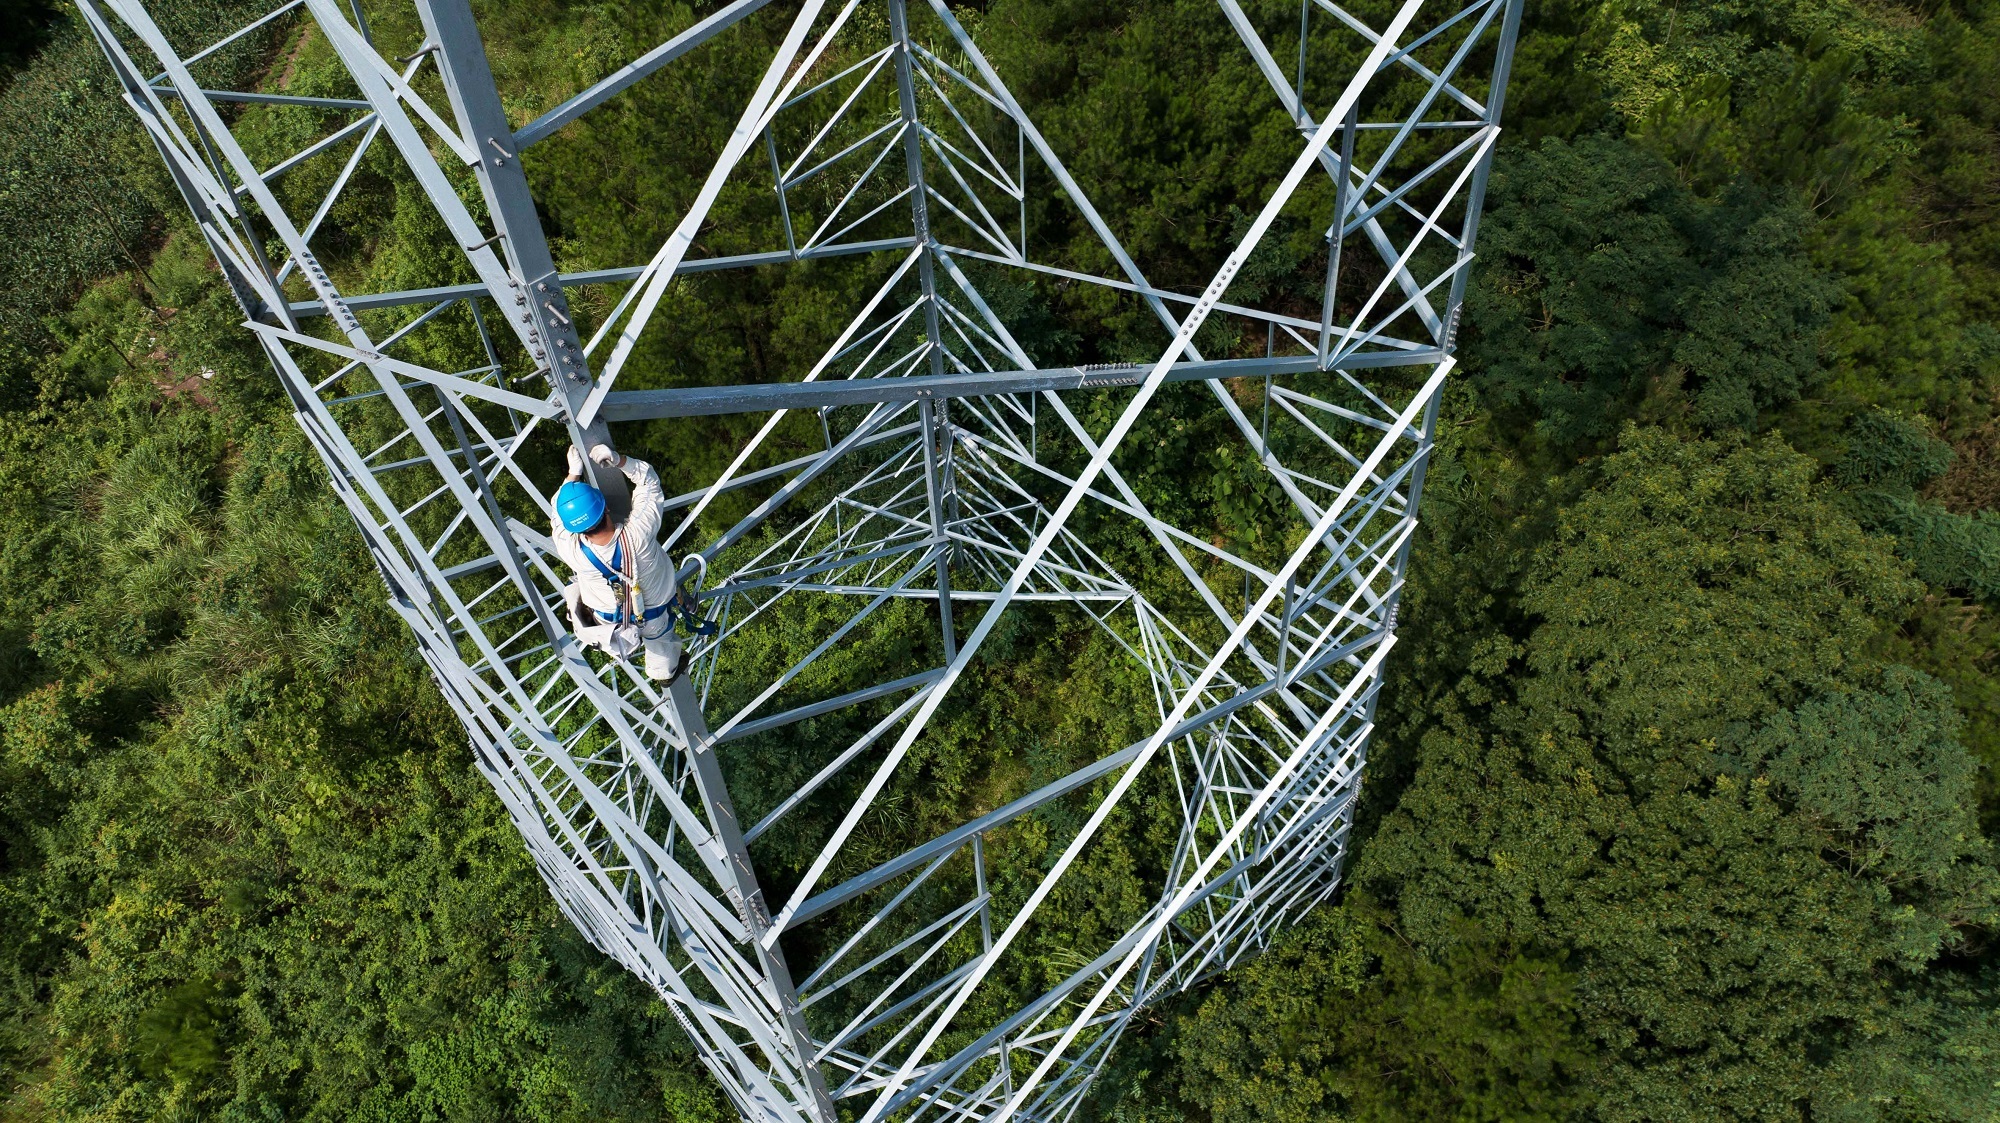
[3,0,1999,1120]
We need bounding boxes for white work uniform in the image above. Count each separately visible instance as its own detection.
[551,456,681,675]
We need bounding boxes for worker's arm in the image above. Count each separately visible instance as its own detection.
[583,444,666,543]
[548,507,579,547]
[617,455,666,545]
[551,446,586,539]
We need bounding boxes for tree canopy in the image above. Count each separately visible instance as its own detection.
[1,0,1997,1121]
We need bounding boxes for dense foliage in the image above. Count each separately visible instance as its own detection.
[1,0,1997,1121]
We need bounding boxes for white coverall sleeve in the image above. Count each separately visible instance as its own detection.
[620,456,667,545]
[549,491,576,549]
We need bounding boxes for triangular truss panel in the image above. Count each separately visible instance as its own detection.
[84,0,1524,1120]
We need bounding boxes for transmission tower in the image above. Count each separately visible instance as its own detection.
[84,1,1521,1120]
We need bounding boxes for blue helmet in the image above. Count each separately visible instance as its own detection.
[556,480,607,533]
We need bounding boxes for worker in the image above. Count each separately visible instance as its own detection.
[551,443,689,683]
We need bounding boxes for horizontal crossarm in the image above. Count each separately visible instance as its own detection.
[596,353,1451,420]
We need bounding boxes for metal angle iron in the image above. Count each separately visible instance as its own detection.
[82,0,1524,1120]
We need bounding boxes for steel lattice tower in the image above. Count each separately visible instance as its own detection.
[85,1,1522,1120]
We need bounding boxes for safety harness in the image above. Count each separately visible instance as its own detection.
[578,530,669,624]
[577,528,716,638]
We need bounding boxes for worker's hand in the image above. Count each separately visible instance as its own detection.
[566,444,585,477]
[589,444,621,468]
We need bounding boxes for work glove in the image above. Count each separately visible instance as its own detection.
[566,444,585,477]
[589,444,621,468]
